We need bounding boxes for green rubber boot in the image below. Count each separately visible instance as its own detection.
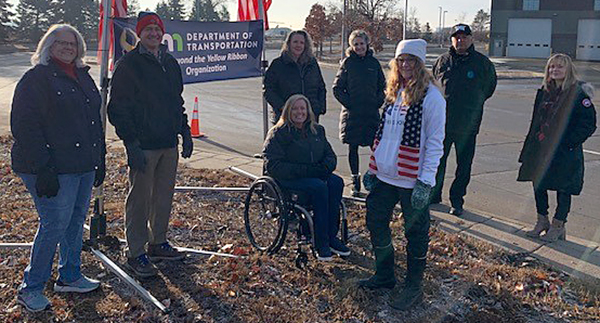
[358,244,396,289]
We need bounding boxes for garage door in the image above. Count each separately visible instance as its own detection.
[507,19,552,58]
[577,20,600,61]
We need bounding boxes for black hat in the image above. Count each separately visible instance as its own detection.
[451,24,472,37]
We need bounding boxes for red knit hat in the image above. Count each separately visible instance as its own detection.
[136,12,165,36]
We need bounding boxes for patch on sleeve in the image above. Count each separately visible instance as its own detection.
[582,98,592,108]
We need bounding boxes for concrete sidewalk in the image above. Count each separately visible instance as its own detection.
[176,142,600,283]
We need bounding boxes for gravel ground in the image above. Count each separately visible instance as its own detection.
[0,135,599,322]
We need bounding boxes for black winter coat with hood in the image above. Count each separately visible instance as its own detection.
[263,123,336,181]
[333,49,386,146]
[517,82,597,195]
[264,52,327,122]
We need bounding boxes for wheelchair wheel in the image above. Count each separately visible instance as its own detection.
[339,201,349,244]
[244,177,288,253]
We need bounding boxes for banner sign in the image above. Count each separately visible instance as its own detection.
[113,18,264,84]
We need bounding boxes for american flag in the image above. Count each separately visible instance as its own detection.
[397,104,423,179]
[368,99,424,180]
[238,0,272,30]
[98,0,127,66]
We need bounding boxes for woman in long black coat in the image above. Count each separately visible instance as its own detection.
[333,30,386,196]
[518,53,596,242]
[264,30,326,123]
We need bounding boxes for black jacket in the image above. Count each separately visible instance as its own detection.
[263,124,336,181]
[333,50,385,146]
[11,61,104,174]
[108,44,189,150]
[433,45,497,135]
[264,53,327,121]
[517,82,597,195]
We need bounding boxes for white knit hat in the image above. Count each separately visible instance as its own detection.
[394,39,427,63]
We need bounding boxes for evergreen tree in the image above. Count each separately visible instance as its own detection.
[0,0,15,42]
[53,0,99,42]
[16,0,54,42]
[471,9,490,42]
[127,0,140,17]
[189,0,229,22]
[155,0,185,20]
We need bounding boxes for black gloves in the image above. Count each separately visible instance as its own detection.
[36,166,59,198]
[411,179,432,210]
[125,140,146,172]
[181,130,193,159]
[94,159,106,187]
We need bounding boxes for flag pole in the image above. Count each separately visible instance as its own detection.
[258,0,268,141]
[90,0,112,244]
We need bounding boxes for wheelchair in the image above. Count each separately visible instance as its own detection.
[243,176,348,268]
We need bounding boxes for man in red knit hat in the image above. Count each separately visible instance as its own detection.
[108,12,194,278]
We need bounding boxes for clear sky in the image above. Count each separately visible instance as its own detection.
[138,0,492,30]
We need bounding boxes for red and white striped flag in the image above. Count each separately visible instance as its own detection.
[238,0,272,30]
[98,0,128,66]
[397,145,420,179]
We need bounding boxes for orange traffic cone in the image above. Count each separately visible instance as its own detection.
[190,96,205,138]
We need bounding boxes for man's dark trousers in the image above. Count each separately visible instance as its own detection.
[432,131,477,209]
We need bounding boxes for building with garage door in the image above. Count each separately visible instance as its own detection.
[490,0,600,61]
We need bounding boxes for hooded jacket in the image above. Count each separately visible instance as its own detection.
[333,49,386,146]
[517,82,597,195]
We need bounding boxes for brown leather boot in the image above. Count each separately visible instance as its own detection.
[541,218,566,242]
[525,213,550,238]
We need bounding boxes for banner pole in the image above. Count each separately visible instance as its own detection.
[258,0,268,141]
[90,0,112,244]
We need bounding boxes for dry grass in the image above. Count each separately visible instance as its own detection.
[0,135,599,322]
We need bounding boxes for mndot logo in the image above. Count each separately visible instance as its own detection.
[163,33,184,52]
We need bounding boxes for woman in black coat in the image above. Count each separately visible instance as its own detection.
[518,53,596,242]
[264,30,327,123]
[333,30,386,196]
[10,24,105,312]
[263,94,348,261]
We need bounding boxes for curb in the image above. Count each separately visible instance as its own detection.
[182,146,600,283]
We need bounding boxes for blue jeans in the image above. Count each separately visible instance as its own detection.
[18,172,95,293]
[279,174,344,252]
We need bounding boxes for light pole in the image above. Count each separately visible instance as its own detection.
[403,0,408,39]
[442,10,448,47]
[341,0,347,60]
[438,6,442,48]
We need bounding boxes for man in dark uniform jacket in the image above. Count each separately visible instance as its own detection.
[431,24,497,216]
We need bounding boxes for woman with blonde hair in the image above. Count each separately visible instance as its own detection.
[11,24,105,312]
[262,94,348,261]
[518,53,596,242]
[264,30,327,123]
[333,29,386,196]
[358,39,446,311]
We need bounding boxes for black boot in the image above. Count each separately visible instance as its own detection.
[358,244,396,289]
[351,174,361,197]
[390,254,426,310]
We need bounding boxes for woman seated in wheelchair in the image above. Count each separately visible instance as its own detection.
[262,94,349,261]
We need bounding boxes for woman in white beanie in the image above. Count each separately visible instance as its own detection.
[358,39,446,311]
